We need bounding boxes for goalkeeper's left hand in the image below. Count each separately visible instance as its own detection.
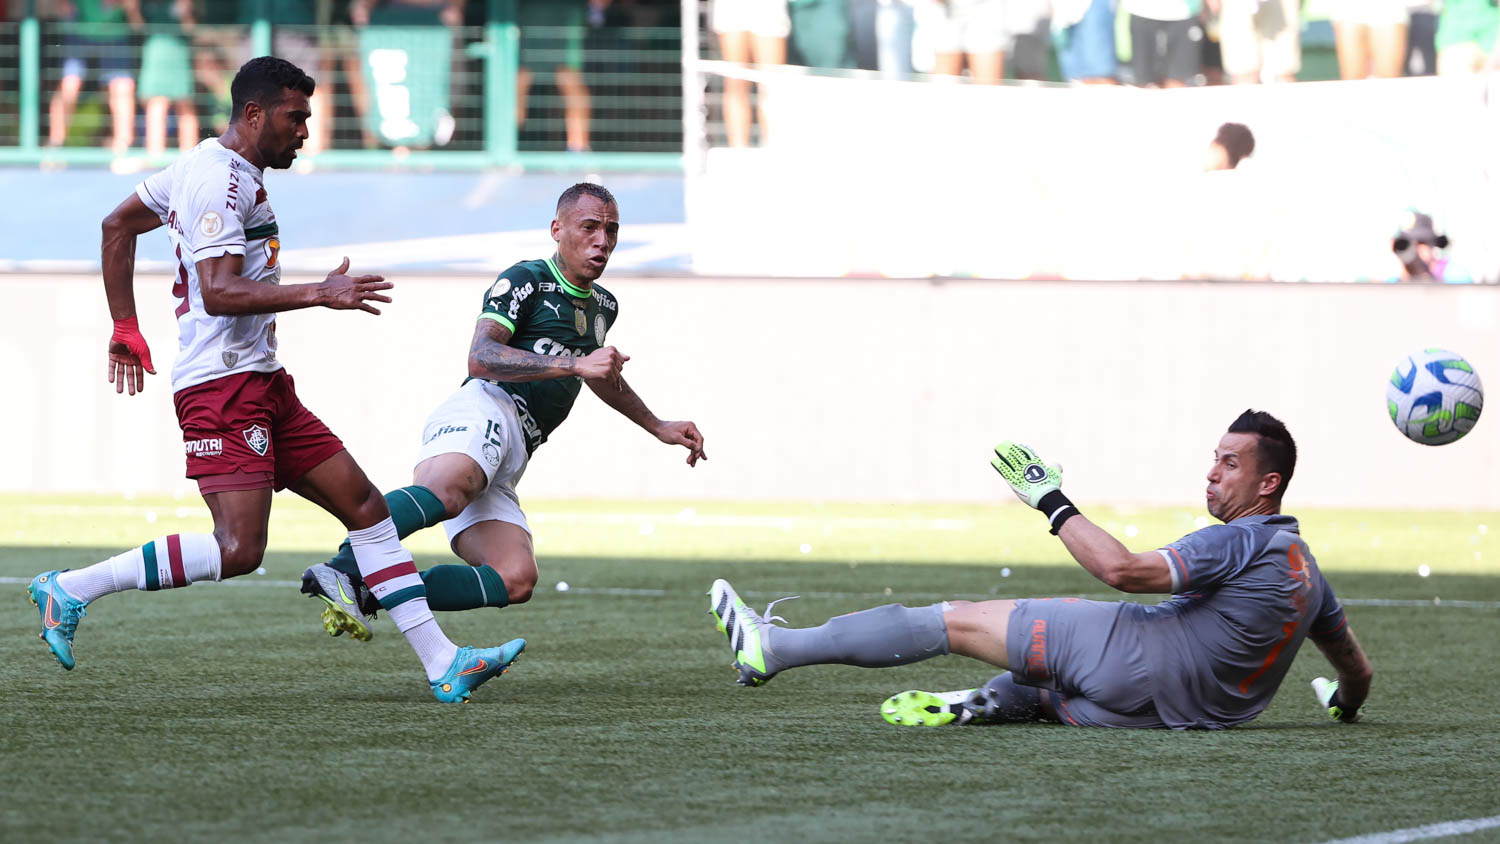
[1312,677,1362,723]
[990,441,1062,509]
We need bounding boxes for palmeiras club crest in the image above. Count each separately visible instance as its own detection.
[243,424,270,456]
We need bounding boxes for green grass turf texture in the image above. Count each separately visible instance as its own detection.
[2,494,1498,843]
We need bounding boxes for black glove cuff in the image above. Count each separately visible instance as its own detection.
[1037,490,1079,536]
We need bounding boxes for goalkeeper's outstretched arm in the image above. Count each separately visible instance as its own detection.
[1313,627,1373,721]
[1055,517,1174,594]
[989,441,1171,594]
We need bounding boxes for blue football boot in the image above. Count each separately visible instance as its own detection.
[28,570,88,670]
[430,639,526,703]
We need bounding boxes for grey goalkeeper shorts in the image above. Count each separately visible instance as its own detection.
[1005,598,1166,729]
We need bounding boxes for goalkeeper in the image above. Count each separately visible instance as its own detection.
[707,410,1373,729]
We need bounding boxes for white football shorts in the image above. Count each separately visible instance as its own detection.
[414,379,531,543]
[711,0,792,38]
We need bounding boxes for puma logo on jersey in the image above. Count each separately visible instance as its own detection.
[540,301,562,318]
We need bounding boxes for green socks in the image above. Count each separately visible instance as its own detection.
[324,485,512,612]
[421,563,510,611]
[327,486,446,581]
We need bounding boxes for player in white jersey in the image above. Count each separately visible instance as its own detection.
[708,410,1375,729]
[27,56,523,703]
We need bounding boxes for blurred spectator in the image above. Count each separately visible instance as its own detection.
[517,0,594,152]
[138,0,197,157]
[1436,0,1500,73]
[1330,0,1407,78]
[1052,0,1118,83]
[1209,0,1300,84]
[1005,0,1052,80]
[711,0,789,147]
[1405,0,1439,75]
[1203,121,1253,170]
[188,0,238,132]
[46,0,141,154]
[788,0,852,68]
[850,0,916,76]
[915,0,1007,83]
[1122,0,1203,87]
[324,2,378,149]
[244,1,328,151]
[1391,211,1472,283]
[351,0,462,149]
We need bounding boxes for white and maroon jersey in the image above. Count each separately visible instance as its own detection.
[136,138,284,393]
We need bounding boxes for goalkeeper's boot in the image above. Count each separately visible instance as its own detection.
[707,578,790,687]
[300,563,379,642]
[27,570,88,670]
[880,689,979,727]
[431,639,526,704]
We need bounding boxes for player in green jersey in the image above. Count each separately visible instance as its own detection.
[299,182,706,642]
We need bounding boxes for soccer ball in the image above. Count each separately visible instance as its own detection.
[1386,348,1483,445]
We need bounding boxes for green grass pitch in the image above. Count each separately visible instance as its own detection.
[2,494,1498,843]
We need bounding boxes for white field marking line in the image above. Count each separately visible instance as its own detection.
[3,577,1497,607]
[13,505,974,532]
[527,512,975,531]
[1318,814,1500,844]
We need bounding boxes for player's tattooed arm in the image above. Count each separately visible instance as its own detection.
[588,377,708,467]
[468,317,584,382]
[1313,626,1373,711]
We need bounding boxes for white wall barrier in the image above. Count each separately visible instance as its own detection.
[685,69,1500,284]
[2,273,1496,510]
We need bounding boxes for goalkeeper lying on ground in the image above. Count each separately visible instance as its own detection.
[707,409,1373,729]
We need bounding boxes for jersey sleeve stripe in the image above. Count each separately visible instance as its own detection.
[1310,614,1349,640]
[1158,547,1185,593]
[479,312,515,332]
[137,182,167,215]
[191,243,247,260]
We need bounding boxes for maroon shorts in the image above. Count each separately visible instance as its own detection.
[173,369,346,494]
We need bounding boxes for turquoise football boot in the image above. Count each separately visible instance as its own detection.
[430,639,526,703]
[27,570,88,670]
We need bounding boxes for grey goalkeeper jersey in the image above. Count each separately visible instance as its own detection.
[1134,514,1347,729]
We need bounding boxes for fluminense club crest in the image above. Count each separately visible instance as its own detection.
[243,424,270,456]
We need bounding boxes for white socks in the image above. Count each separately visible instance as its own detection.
[56,533,223,603]
[347,517,458,680]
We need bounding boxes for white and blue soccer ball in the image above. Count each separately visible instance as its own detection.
[1386,348,1483,446]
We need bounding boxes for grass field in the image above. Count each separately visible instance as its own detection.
[3,494,1499,843]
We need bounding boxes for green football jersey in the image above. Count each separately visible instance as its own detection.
[477,257,619,453]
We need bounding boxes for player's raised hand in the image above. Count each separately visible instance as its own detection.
[655,420,707,467]
[575,345,629,389]
[107,316,156,396]
[990,441,1063,509]
[321,257,392,315]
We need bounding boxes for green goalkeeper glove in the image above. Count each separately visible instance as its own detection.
[990,442,1077,534]
[1312,677,1362,723]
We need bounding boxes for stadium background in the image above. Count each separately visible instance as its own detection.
[1,0,1496,508]
[2,3,1499,843]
